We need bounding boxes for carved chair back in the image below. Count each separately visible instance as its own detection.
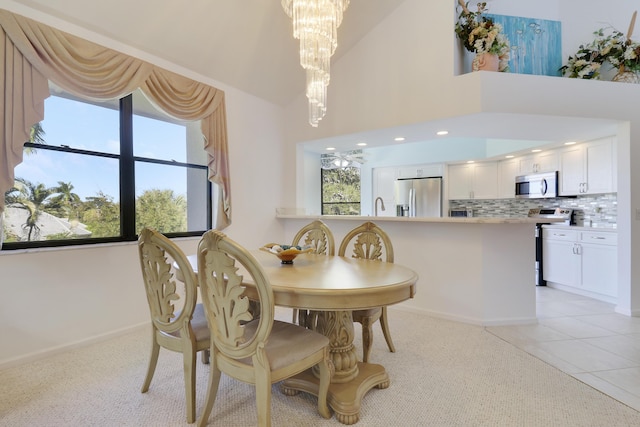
[138,227,198,337]
[197,230,274,360]
[338,221,394,263]
[292,220,335,256]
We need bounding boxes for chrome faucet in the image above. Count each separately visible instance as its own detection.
[374,196,386,216]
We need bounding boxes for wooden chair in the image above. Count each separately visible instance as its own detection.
[338,221,396,363]
[291,220,335,325]
[137,227,211,424]
[196,230,332,427]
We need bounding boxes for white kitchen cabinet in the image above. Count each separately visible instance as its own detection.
[397,164,444,179]
[542,229,581,287]
[497,158,518,198]
[542,227,617,300]
[558,137,616,196]
[448,162,498,200]
[372,167,397,217]
[518,150,558,175]
[580,231,618,297]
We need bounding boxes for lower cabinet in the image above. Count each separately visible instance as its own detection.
[542,227,617,300]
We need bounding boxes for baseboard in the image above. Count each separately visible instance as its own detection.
[389,304,537,326]
[545,282,617,304]
[0,322,149,370]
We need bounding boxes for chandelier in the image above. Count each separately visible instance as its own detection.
[282,0,350,127]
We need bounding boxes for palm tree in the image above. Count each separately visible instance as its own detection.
[50,181,81,219]
[24,122,46,155]
[5,178,58,241]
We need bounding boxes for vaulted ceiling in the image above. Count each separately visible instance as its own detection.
[10,0,406,107]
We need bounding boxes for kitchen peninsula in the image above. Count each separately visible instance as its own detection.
[277,213,564,325]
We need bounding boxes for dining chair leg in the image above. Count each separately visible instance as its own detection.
[254,358,273,427]
[184,350,197,423]
[361,318,374,363]
[380,306,396,353]
[201,349,210,364]
[197,358,222,427]
[316,355,332,419]
[141,334,160,393]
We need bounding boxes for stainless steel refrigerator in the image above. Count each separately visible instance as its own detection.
[394,176,442,217]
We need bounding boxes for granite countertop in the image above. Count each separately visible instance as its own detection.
[276,214,566,225]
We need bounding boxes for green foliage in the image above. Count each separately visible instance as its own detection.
[45,232,74,240]
[560,28,640,79]
[24,122,46,155]
[79,192,121,238]
[4,182,189,242]
[135,189,187,234]
[48,181,82,219]
[5,178,59,241]
[321,167,361,215]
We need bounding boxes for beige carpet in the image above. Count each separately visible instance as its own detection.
[2,308,640,426]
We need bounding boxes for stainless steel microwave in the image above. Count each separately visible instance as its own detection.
[515,171,558,199]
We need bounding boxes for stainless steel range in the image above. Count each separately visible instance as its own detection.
[527,208,573,225]
[528,208,574,286]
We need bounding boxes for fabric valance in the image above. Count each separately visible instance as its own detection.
[0,8,231,228]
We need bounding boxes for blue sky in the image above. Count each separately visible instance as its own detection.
[13,94,191,201]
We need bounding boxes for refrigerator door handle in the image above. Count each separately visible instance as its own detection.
[409,188,415,217]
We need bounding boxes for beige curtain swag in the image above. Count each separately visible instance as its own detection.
[0,9,231,228]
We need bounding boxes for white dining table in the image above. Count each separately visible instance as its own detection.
[186,250,418,425]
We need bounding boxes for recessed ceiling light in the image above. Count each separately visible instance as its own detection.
[531,149,542,153]
[436,130,449,136]
[466,160,474,164]
[505,155,514,158]
[394,137,405,142]
[357,142,367,147]
[564,141,577,145]
[326,147,336,151]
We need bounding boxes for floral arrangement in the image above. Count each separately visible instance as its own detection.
[561,26,640,79]
[455,1,510,72]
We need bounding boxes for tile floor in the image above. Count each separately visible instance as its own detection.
[487,286,640,412]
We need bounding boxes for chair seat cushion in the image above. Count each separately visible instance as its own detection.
[190,304,211,342]
[162,303,210,342]
[241,320,329,371]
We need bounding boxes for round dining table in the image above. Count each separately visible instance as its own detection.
[186,250,418,425]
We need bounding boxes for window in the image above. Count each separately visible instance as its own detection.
[2,87,211,249]
[321,167,361,215]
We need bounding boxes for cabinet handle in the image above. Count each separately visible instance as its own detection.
[554,233,566,237]
[591,236,606,240]
[580,182,588,193]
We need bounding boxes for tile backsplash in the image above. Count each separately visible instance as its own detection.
[449,193,617,228]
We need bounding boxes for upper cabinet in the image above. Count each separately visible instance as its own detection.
[497,158,518,198]
[518,150,559,175]
[448,162,498,200]
[397,164,444,179]
[559,137,616,196]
